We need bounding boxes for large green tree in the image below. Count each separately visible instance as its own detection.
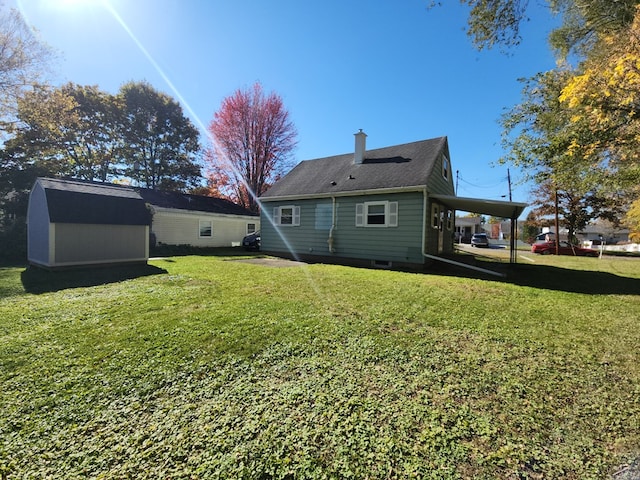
[3,83,121,182]
[1,81,204,228]
[3,81,202,191]
[119,81,201,191]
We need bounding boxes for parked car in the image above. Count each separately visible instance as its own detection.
[531,240,598,257]
[470,233,489,247]
[242,231,260,251]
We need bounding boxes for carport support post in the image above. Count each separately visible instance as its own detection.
[510,216,517,263]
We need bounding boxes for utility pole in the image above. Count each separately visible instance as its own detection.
[507,168,512,202]
[455,170,459,195]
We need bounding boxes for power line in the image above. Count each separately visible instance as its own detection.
[457,175,506,189]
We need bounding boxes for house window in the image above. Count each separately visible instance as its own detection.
[315,203,333,230]
[274,205,300,226]
[432,203,440,229]
[446,210,453,230]
[367,203,386,224]
[247,223,256,234]
[442,154,450,181]
[199,220,212,237]
[356,201,398,227]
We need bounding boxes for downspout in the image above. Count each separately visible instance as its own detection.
[421,188,506,278]
[327,196,336,253]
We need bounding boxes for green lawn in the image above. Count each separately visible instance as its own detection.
[1,253,639,479]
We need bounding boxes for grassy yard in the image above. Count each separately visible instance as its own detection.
[1,253,639,479]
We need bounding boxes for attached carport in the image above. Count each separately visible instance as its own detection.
[431,194,528,264]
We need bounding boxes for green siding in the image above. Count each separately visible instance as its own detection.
[261,192,427,264]
[424,149,456,255]
[426,150,456,196]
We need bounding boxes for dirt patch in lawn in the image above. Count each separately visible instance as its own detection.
[231,257,308,268]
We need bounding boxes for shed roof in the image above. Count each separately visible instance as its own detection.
[261,136,448,199]
[38,178,151,225]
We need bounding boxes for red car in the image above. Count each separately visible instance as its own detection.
[531,241,599,257]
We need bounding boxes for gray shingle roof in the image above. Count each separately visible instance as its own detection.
[137,188,257,216]
[261,136,448,199]
[38,178,151,225]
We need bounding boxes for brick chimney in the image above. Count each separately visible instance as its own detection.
[354,129,367,164]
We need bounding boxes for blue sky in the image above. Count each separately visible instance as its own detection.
[11,0,559,205]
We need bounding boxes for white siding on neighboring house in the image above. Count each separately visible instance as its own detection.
[150,207,259,247]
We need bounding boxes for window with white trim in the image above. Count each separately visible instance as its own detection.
[247,223,256,234]
[199,219,212,237]
[355,201,398,227]
[274,205,300,226]
[442,154,450,181]
[431,203,440,230]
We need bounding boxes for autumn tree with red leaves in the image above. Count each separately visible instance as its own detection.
[206,83,297,213]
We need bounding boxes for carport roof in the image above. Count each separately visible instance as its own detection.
[430,194,527,219]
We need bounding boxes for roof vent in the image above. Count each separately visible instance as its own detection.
[354,129,367,164]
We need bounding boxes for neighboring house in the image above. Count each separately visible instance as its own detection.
[576,221,630,245]
[259,131,527,270]
[27,177,151,268]
[27,178,259,268]
[455,216,483,242]
[536,222,630,245]
[137,189,259,248]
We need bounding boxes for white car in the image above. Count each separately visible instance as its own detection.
[471,233,489,247]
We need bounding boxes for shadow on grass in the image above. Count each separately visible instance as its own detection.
[20,263,168,294]
[430,256,640,295]
[505,263,640,294]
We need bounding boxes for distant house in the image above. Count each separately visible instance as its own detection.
[27,178,259,268]
[138,188,258,248]
[27,178,151,268]
[536,223,631,245]
[455,216,483,242]
[259,131,526,270]
[576,221,630,245]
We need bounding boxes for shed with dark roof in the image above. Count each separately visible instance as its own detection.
[27,178,262,267]
[259,132,526,271]
[27,178,151,268]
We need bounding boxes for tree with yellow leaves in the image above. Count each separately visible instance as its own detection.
[625,195,640,242]
[558,6,640,239]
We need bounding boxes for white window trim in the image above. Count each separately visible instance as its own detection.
[199,219,213,238]
[274,205,301,226]
[431,203,440,230]
[246,223,256,234]
[442,154,450,181]
[355,201,398,228]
